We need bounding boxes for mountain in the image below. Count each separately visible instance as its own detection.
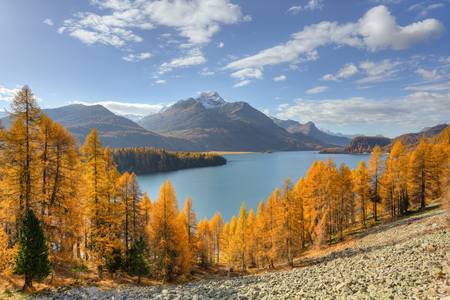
[138,92,324,151]
[272,118,351,147]
[388,123,448,150]
[2,104,196,150]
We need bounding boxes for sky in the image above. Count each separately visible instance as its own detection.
[0,0,449,137]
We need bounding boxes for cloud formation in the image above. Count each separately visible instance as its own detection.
[159,48,206,74]
[306,86,328,94]
[0,85,20,103]
[288,0,324,14]
[60,0,247,47]
[323,64,359,81]
[276,91,450,132]
[43,18,54,26]
[226,6,444,76]
[123,52,153,62]
[73,100,164,117]
[273,75,287,82]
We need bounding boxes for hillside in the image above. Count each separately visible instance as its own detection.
[138,92,324,151]
[320,124,449,154]
[29,209,449,299]
[272,118,351,146]
[387,123,448,150]
[1,104,197,150]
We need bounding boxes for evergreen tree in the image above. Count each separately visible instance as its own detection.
[128,239,150,283]
[14,209,51,290]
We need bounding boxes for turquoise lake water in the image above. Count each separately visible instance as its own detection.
[137,151,369,220]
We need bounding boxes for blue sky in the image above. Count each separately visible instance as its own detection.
[0,0,449,137]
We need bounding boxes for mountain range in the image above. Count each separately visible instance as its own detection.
[3,92,443,152]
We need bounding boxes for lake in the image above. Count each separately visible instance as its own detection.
[137,151,369,220]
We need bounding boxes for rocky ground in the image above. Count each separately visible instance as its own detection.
[33,209,449,300]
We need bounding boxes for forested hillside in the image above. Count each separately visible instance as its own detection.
[0,87,448,291]
[111,147,226,174]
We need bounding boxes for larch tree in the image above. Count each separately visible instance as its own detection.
[81,129,112,273]
[407,139,428,210]
[209,212,224,264]
[147,181,190,282]
[245,209,257,268]
[233,204,248,272]
[196,218,212,267]
[1,86,41,237]
[368,145,383,221]
[353,161,370,228]
[181,197,197,258]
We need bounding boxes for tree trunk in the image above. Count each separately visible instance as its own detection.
[22,272,33,291]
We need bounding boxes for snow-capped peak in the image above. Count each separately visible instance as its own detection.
[195,91,226,109]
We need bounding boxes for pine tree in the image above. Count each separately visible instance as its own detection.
[128,238,150,283]
[14,209,51,291]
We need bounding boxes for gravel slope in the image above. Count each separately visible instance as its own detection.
[33,209,449,300]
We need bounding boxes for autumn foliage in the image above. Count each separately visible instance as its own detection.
[0,86,448,286]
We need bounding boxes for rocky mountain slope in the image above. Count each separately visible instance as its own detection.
[272,118,351,147]
[138,92,324,151]
[32,209,449,300]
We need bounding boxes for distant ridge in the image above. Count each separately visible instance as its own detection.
[272,118,351,147]
[1,104,197,150]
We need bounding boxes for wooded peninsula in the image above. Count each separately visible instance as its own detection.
[111,147,226,175]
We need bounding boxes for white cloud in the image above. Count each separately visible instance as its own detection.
[226,6,444,75]
[233,80,251,88]
[405,81,450,92]
[122,52,153,62]
[276,91,450,130]
[61,0,247,47]
[323,63,358,81]
[408,2,446,17]
[273,75,287,82]
[357,59,401,84]
[230,67,263,87]
[231,68,263,80]
[72,100,164,117]
[43,18,54,26]
[0,85,20,103]
[288,0,324,14]
[59,12,146,47]
[154,79,166,84]
[159,48,206,74]
[200,67,215,76]
[306,86,328,94]
[415,68,443,81]
[218,41,225,48]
